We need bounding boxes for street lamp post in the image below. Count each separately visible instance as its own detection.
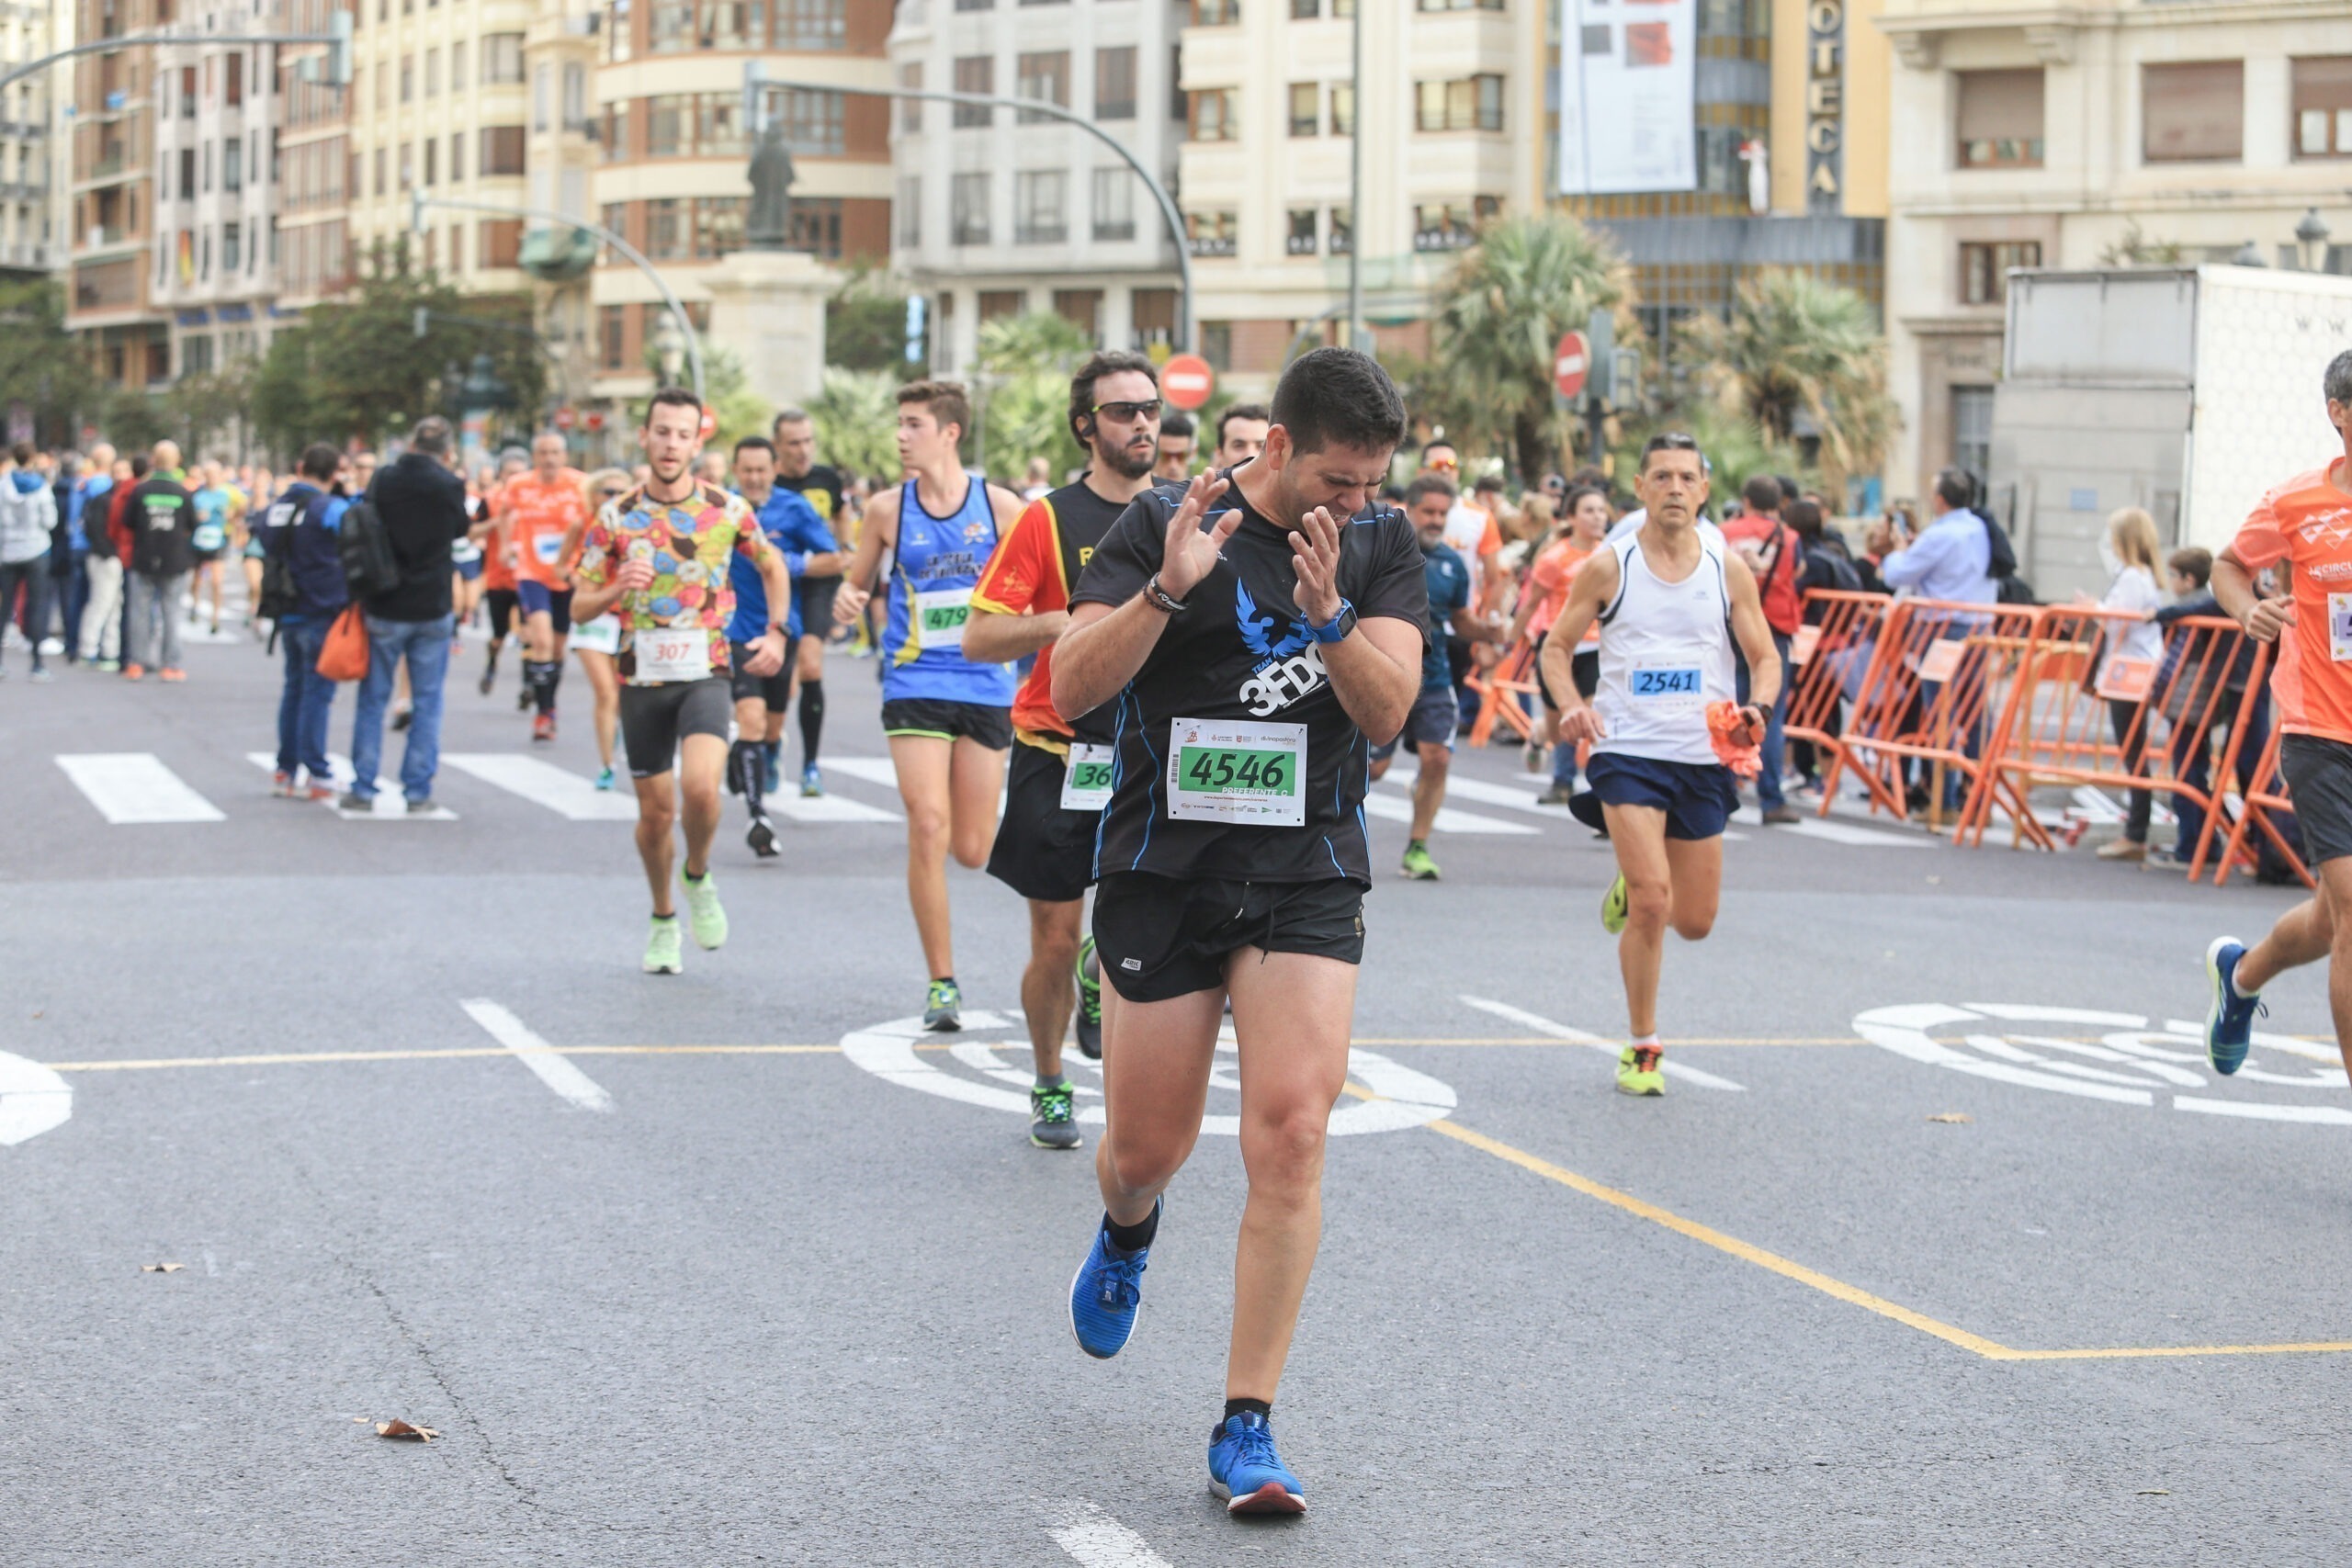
[2296,208,2334,274]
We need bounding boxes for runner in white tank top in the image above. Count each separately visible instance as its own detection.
[1540,434,1782,1097]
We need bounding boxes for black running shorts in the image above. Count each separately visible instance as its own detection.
[484,588,520,639]
[794,578,841,641]
[516,580,572,634]
[1091,872,1367,1003]
[880,696,1012,749]
[2281,733,2352,865]
[619,676,731,779]
[987,739,1100,905]
[727,638,794,707]
[1532,634,1599,713]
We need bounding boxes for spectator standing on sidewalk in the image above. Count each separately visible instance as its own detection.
[346,417,482,814]
[0,442,58,680]
[122,442,195,682]
[266,444,349,800]
[70,446,119,668]
[1722,475,1805,823]
[2090,506,2166,863]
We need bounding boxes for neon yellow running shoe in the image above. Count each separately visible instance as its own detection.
[642,916,684,975]
[1400,840,1441,881]
[1616,1044,1666,1097]
[682,870,729,950]
[1601,873,1629,935]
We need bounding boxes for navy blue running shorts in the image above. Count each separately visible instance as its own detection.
[1570,750,1739,841]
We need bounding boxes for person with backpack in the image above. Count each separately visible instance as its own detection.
[262,444,350,801]
[345,417,487,814]
[1723,475,1804,823]
[121,442,196,682]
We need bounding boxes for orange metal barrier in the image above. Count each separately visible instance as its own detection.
[1966,609,2270,876]
[2213,724,2314,890]
[1464,638,1542,749]
[1781,590,1892,813]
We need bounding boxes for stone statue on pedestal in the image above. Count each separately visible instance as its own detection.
[746,120,797,252]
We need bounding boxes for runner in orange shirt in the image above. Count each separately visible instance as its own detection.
[2205,353,2352,1079]
[498,432,593,741]
[1514,484,1611,803]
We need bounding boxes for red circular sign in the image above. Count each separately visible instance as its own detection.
[1161,354,1216,412]
[1553,331,1591,400]
[584,411,605,432]
[554,407,577,430]
[698,407,718,440]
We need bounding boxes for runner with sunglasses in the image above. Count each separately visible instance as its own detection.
[967,352,1165,1148]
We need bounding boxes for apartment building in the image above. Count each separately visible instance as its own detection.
[888,0,1185,375]
[1176,0,1547,393]
[66,0,167,390]
[588,0,893,411]
[0,0,62,282]
[276,0,351,311]
[522,1,597,408]
[1881,0,2352,499]
[150,26,281,376]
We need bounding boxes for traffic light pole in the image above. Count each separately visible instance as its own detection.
[0,16,352,96]
[409,191,706,406]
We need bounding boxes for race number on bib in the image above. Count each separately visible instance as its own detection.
[1167,719,1306,828]
[1629,665,1703,707]
[534,532,564,565]
[1060,743,1116,812]
[635,626,711,683]
[912,587,972,654]
[2333,592,2352,663]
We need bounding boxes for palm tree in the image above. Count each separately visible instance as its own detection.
[1681,268,1898,500]
[1428,213,1630,479]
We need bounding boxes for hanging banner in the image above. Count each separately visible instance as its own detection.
[1557,0,1699,196]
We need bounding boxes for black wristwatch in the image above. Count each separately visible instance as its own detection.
[1143,572,1189,615]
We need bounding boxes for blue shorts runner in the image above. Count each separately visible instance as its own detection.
[515,580,572,633]
[1569,751,1738,840]
[1371,686,1459,763]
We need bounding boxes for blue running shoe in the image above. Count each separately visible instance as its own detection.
[1069,1201,1157,1359]
[1208,1411,1306,1515]
[2205,936,2267,1076]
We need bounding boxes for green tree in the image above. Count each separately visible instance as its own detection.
[1427,213,1631,479]
[0,279,108,448]
[161,361,256,460]
[971,311,1091,484]
[1679,267,1897,500]
[804,366,902,484]
[827,263,923,376]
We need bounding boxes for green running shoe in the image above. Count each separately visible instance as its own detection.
[1601,872,1630,935]
[1616,1043,1666,1097]
[642,916,684,975]
[924,977,963,1032]
[682,871,729,950]
[1074,936,1102,1060]
[1031,1080,1082,1149]
[1400,840,1441,881]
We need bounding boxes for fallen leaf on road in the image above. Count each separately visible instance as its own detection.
[141,1262,184,1272]
[2138,1489,2170,1496]
[375,1420,439,1441]
[1927,1112,1972,1124]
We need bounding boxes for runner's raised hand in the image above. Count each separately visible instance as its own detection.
[1290,506,1343,624]
[1157,472,1237,599]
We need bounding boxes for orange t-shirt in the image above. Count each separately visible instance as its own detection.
[501,468,591,588]
[2228,460,2352,743]
[1525,537,1597,643]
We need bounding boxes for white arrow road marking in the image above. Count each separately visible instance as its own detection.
[459,999,614,1112]
[0,1052,72,1145]
[1458,995,1746,1091]
[55,753,225,823]
[1052,1502,1174,1568]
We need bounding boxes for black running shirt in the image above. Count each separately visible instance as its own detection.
[1069,473,1428,885]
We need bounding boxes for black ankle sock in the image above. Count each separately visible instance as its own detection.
[798,679,825,761]
[1222,1397,1272,1424]
[531,660,558,715]
[1103,1205,1158,1253]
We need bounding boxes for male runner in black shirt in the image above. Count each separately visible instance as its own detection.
[769,407,847,795]
[1051,348,1426,1516]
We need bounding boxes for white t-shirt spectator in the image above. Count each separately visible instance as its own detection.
[2100,563,2165,670]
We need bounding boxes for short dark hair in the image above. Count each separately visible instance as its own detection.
[1472,473,1505,494]
[1404,474,1458,509]
[1564,483,1609,517]
[773,406,812,430]
[646,386,703,424]
[299,442,340,482]
[1640,432,1702,472]
[1742,474,1782,513]
[1273,347,1408,457]
[130,455,149,479]
[411,415,454,456]
[2327,351,2352,406]
[896,378,970,440]
[1420,438,1458,462]
[1069,350,1159,445]
[1933,467,1976,511]
[1216,401,1271,446]
[1783,498,1825,539]
[732,435,776,460]
[2169,545,2214,586]
[8,442,30,465]
[1159,407,1194,440]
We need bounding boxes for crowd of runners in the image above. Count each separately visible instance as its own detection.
[12,342,2352,1521]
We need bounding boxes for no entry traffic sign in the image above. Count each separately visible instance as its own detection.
[1161,354,1216,412]
[1554,331,1591,400]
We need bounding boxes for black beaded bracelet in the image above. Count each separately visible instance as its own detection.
[1143,572,1189,615]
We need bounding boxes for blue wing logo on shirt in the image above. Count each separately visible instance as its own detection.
[1235,579,1312,665]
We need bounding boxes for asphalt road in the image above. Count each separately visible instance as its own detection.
[5,613,2350,1565]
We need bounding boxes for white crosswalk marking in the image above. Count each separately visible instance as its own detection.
[1407,771,1577,817]
[1361,789,1540,836]
[818,755,905,791]
[55,754,225,824]
[242,754,458,819]
[439,754,640,820]
[766,792,900,824]
[1459,995,1747,1091]
[1731,807,1931,849]
[1050,1502,1174,1568]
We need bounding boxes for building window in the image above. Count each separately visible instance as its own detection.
[1292,0,1317,15]
[601,201,629,263]
[451,133,465,182]
[1186,209,1237,256]
[1288,82,1318,136]
[649,0,695,52]
[533,63,550,130]
[1286,208,1317,254]
[1955,69,2044,169]
[1091,167,1134,241]
[699,94,747,158]
[2294,58,2352,159]
[1415,74,1503,132]
[953,57,993,127]
[704,0,756,48]
[1095,46,1136,121]
[1190,88,1238,141]
[2144,61,2244,164]
[952,171,990,244]
[787,198,843,256]
[1414,202,1480,251]
[424,138,436,185]
[775,0,849,49]
[482,33,525,84]
[184,333,214,374]
[600,304,627,369]
[605,102,632,162]
[695,197,744,257]
[222,221,240,272]
[1953,386,1995,489]
[179,147,195,198]
[956,0,995,9]
[399,142,412,188]
[1417,0,1503,9]
[564,63,588,129]
[1329,205,1352,254]
[1015,170,1067,243]
[1018,51,1069,124]
[426,47,441,96]
[978,289,1024,322]
[648,93,687,156]
[771,88,844,154]
[1132,288,1177,349]
[225,139,242,192]
[1194,0,1239,22]
[481,125,526,175]
[453,39,468,87]
[401,53,413,102]
[899,63,922,132]
[481,219,522,268]
[1054,288,1102,341]
[1960,240,2041,305]
[899,176,921,245]
[1200,321,1232,371]
[226,51,243,106]
[646,197,684,258]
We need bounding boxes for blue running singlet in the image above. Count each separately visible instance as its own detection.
[883,474,1017,705]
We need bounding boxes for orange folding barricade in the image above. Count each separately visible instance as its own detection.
[2214,723,2314,890]
[1464,638,1543,749]
[1781,590,1892,813]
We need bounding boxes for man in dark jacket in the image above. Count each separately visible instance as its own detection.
[122,440,195,680]
[347,417,482,812]
[265,443,349,799]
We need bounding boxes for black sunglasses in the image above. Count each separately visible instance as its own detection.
[1091,399,1162,423]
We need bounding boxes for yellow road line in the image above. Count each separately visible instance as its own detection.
[1421,1115,2352,1363]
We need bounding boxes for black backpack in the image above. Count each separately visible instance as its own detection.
[337,495,400,600]
[1805,541,1863,595]
[1977,513,2037,604]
